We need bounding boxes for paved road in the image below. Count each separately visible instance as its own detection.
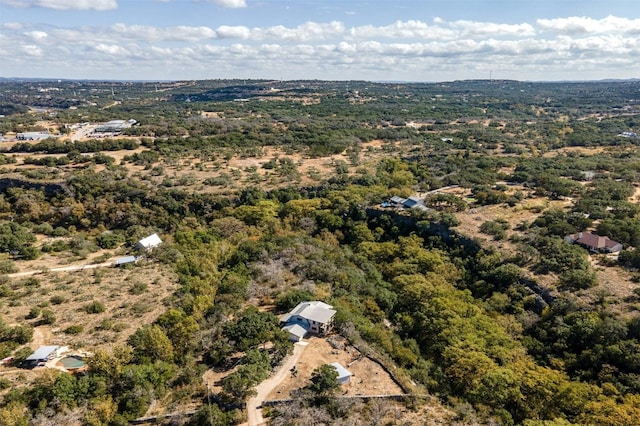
[8,261,115,278]
[246,341,307,426]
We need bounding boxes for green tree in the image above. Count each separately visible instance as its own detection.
[308,364,339,398]
[223,307,280,351]
[128,325,174,363]
[156,308,200,357]
[0,222,37,258]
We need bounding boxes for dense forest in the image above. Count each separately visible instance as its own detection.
[0,79,640,425]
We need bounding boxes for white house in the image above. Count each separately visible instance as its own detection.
[280,301,336,335]
[135,233,162,251]
[330,362,352,385]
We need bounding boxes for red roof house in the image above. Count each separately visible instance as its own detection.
[565,232,622,253]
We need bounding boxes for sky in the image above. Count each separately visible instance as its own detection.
[1,0,639,82]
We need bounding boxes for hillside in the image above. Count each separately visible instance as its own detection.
[1,79,640,425]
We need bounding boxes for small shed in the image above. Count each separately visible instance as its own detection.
[135,233,162,251]
[282,324,307,342]
[330,362,352,385]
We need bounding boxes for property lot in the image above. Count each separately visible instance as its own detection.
[266,335,403,400]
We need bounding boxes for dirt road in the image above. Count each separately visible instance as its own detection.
[8,261,115,278]
[245,341,308,426]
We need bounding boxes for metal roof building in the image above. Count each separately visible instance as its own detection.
[330,362,352,385]
[26,346,60,362]
[135,233,162,251]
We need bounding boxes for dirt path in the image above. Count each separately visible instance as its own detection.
[8,261,115,278]
[245,341,307,426]
[30,327,53,349]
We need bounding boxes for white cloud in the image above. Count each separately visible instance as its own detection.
[25,30,48,40]
[3,22,24,30]
[22,44,43,56]
[254,21,344,41]
[0,0,118,10]
[210,21,344,42]
[537,16,640,35]
[208,0,246,8]
[449,20,535,37]
[1,15,638,81]
[216,25,251,39]
[111,23,217,42]
[350,20,454,40]
[93,43,128,55]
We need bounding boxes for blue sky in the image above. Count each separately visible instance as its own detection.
[1,0,639,81]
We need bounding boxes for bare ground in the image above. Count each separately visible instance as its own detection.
[3,260,177,352]
[266,336,403,400]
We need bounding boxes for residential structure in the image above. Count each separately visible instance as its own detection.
[617,131,638,139]
[135,233,162,251]
[280,301,336,335]
[403,196,429,211]
[389,196,407,207]
[565,232,623,253]
[386,195,430,211]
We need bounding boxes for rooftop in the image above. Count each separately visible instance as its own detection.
[26,345,60,362]
[330,362,352,381]
[282,301,336,324]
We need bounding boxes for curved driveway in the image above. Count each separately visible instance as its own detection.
[246,341,307,426]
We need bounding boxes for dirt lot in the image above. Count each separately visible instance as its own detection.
[3,259,177,352]
[266,336,403,400]
[203,335,403,401]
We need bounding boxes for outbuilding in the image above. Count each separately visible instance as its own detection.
[330,362,352,385]
[115,256,138,267]
[25,345,61,365]
[135,233,162,251]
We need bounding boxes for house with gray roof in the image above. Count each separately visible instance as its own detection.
[280,301,336,335]
[403,196,426,209]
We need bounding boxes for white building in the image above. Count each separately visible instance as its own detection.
[94,119,137,133]
[330,362,352,385]
[135,233,162,251]
[280,301,336,335]
[17,132,55,141]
